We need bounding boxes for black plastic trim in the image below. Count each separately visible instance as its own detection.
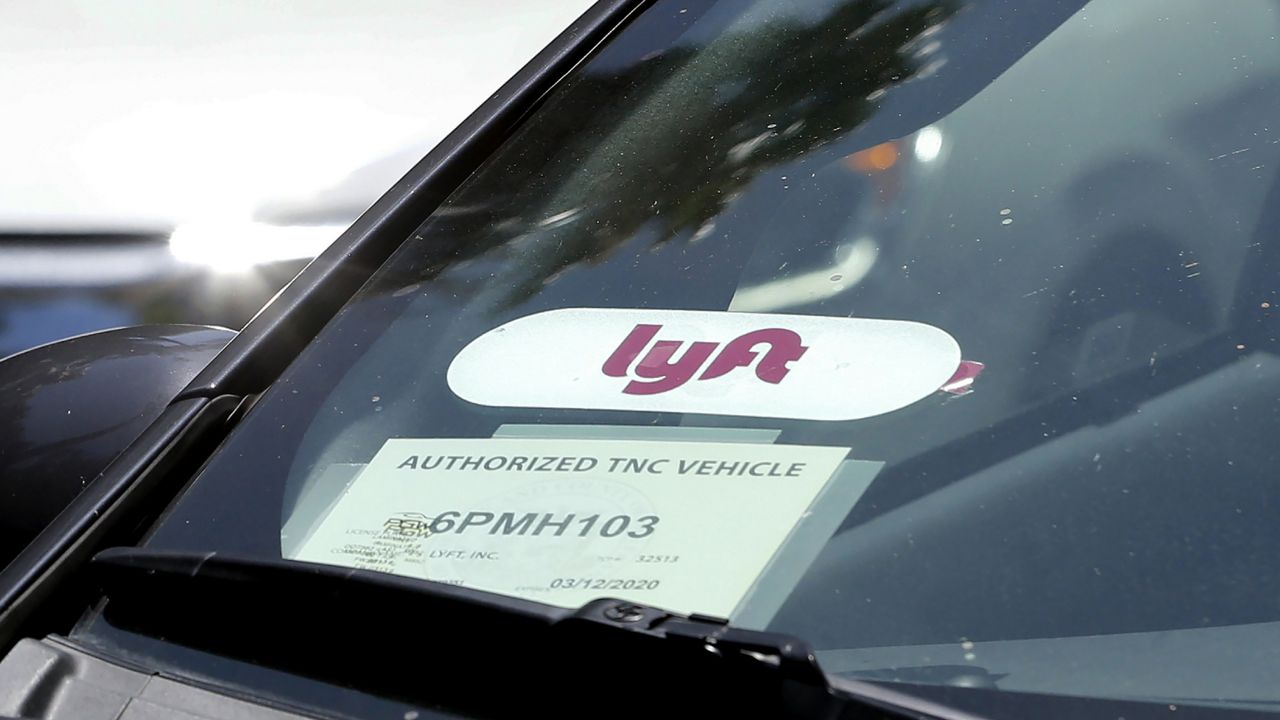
[176,0,650,401]
[0,396,241,648]
[91,548,962,720]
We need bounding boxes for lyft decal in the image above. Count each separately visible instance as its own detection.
[602,324,808,395]
[447,308,962,421]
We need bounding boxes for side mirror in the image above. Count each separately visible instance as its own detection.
[0,325,234,564]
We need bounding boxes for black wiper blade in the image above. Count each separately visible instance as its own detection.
[92,547,975,720]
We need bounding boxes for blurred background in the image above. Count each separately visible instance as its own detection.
[0,0,591,359]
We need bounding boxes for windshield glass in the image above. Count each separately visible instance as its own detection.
[89,0,1280,710]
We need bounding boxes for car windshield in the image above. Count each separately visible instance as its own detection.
[82,0,1280,711]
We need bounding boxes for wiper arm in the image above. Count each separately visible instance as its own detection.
[92,547,977,720]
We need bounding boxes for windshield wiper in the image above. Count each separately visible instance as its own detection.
[92,547,979,720]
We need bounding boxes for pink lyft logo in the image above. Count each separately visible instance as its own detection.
[446,308,964,421]
[601,324,808,395]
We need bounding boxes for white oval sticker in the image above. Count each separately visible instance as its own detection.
[447,308,962,422]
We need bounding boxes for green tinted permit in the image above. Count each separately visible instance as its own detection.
[289,436,871,619]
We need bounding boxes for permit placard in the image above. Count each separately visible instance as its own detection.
[290,437,851,617]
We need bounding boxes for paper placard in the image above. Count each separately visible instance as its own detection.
[290,437,850,617]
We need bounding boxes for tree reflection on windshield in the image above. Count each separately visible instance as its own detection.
[423,0,956,309]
